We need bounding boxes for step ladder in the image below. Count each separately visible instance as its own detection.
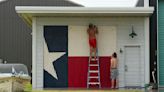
[87,51,101,88]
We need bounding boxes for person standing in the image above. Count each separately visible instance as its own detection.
[87,23,98,60]
[110,52,118,89]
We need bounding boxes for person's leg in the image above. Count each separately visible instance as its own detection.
[115,78,119,89]
[93,48,97,60]
[111,79,115,89]
[92,39,97,60]
[115,70,119,89]
[111,70,114,89]
[89,39,92,58]
[90,46,93,59]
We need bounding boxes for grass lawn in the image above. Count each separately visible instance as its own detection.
[29,89,144,92]
[24,83,144,92]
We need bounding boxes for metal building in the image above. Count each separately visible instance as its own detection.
[0,0,82,72]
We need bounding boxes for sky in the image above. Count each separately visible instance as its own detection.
[69,0,138,7]
[0,0,4,2]
[0,0,5,3]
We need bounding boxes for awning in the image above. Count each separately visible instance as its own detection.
[15,6,154,26]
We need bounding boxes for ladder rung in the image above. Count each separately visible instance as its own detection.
[89,70,98,73]
[91,58,98,61]
[89,64,98,66]
[89,76,98,78]
[89,82,100,85]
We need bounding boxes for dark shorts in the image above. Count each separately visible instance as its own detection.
[110,68,118,79]
[89,38,97,48]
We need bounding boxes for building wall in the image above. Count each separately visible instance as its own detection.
[116,18,145,87]
[33,17,147,89]
[158,0,164,87]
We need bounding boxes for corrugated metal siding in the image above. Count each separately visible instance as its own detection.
[0,0,82,73]
[158,0,164,86]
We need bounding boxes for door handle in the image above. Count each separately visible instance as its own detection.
[125,65,128,72]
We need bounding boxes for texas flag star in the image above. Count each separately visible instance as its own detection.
[44,41,65,80]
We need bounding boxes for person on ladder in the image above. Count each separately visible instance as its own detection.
[87,23,98,60]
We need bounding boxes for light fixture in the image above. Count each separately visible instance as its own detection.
[129,26,137,38]
[120,48,123,53]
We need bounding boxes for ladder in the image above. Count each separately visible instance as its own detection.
[87,50,101,88]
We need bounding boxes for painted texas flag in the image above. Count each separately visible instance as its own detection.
[43,26,116,88]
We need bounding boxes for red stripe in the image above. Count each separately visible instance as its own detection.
[90,66,98,70]
[99,57,111,88]
[90,73,98,76]
[89,78,99,82]
[68,57,88,88]
[68,56,111,88]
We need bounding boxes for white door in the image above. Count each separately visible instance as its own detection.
[124,46,141,87]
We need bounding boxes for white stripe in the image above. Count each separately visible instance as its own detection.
[68,25,116,56]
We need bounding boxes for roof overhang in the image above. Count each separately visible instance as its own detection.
[15,6,154,27]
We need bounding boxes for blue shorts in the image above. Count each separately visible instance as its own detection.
[110,68,118,79]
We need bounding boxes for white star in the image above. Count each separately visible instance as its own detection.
[44,41,65,80]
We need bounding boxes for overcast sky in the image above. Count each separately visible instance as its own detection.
[0,0,5,2]
[69,0,138,7]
